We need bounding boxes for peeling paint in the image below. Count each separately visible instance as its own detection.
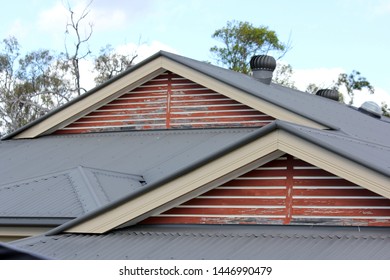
[143,154,390,227]
[54,71,274,135]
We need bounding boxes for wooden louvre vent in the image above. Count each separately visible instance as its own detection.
[143,154,390,226]
[54,71,274,134]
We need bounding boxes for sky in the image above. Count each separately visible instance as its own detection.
[1,0,390,107]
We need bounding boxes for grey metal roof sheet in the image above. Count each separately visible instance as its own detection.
[0,166,144,224]
[0,128,254,186]
[0,129,254,224]
[11,224,390,259]
[0,242,48,259]
[0,172,84,218]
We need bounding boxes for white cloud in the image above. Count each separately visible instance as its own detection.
[6,19,28,40]
[89,9,127,32]
[116,41,179,63]
[353,87,390,107]
[79,58,96,91]
[373,0,390,15]
[37,1,126,38]
[37,2,68,34]
[292,67,344,92]
[79,40,179,91]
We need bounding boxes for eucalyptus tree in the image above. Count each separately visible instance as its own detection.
[210,20,288,74]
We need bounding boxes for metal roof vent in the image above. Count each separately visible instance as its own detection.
[358,101,382,118]
[250,55,276,85]
[315,89,339,101]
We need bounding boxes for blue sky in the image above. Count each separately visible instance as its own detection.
[1,0,390,106]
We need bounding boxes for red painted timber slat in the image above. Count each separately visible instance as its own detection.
[182,198,286,206]
[293,198,390,207]
[293,179,356,186]
[293,208,390,217]
[54,70,274,134]
[142,216,285,225]
[292,188,376,196]
[163,207,286,216]
[203,188,287,197]
[223,179,287,187]
[143,154,390,227]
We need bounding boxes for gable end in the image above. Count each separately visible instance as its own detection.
[54,71,275,134]
[143,154,390,227]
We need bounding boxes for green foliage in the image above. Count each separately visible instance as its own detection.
[382,102,390,117]
[335,70,374,105]
[94,45,137,85]
[305,83,319,94]
[210,20,286,74]
[0,37,71,133]
[273,63,296,89]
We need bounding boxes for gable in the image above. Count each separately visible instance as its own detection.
[54,71,274,134]
[54,125,389,234]
[143,154,390,227]
[5,52,328,139]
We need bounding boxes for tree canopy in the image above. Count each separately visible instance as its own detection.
[94,45,137,85]
[0,37,72,133]
[210,20,287,74]
[335,70,374,105]
[0,2,138,135]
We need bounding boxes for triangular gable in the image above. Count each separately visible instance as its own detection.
[143,154,390,227]
[6,51,326,139]
[54,71,274,134]
[51,123,389,234]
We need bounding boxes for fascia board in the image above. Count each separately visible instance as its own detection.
[278,130,390,199]
[12,58,167,139]
[0,226,52,239]
[118,150,285,228]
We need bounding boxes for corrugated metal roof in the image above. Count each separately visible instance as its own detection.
[0,129,254,225]
[0,172,84,218]
[0,128,254,186]
[11,225,390,259]
[0,166,144,224]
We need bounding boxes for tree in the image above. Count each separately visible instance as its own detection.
[94,45,138,85]
[335,70,374,105]
[210,20,287,74]
[0,1,139,134]
[305,83,320,94]
[63,1,93,96]
[0,37,70,133]
[382,102,390,117]
[273,63,296,89]
[304,70,374,105]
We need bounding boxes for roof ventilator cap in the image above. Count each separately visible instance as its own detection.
[358,101,382,119]
[316,89,339,101]
[250,55,276,85]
